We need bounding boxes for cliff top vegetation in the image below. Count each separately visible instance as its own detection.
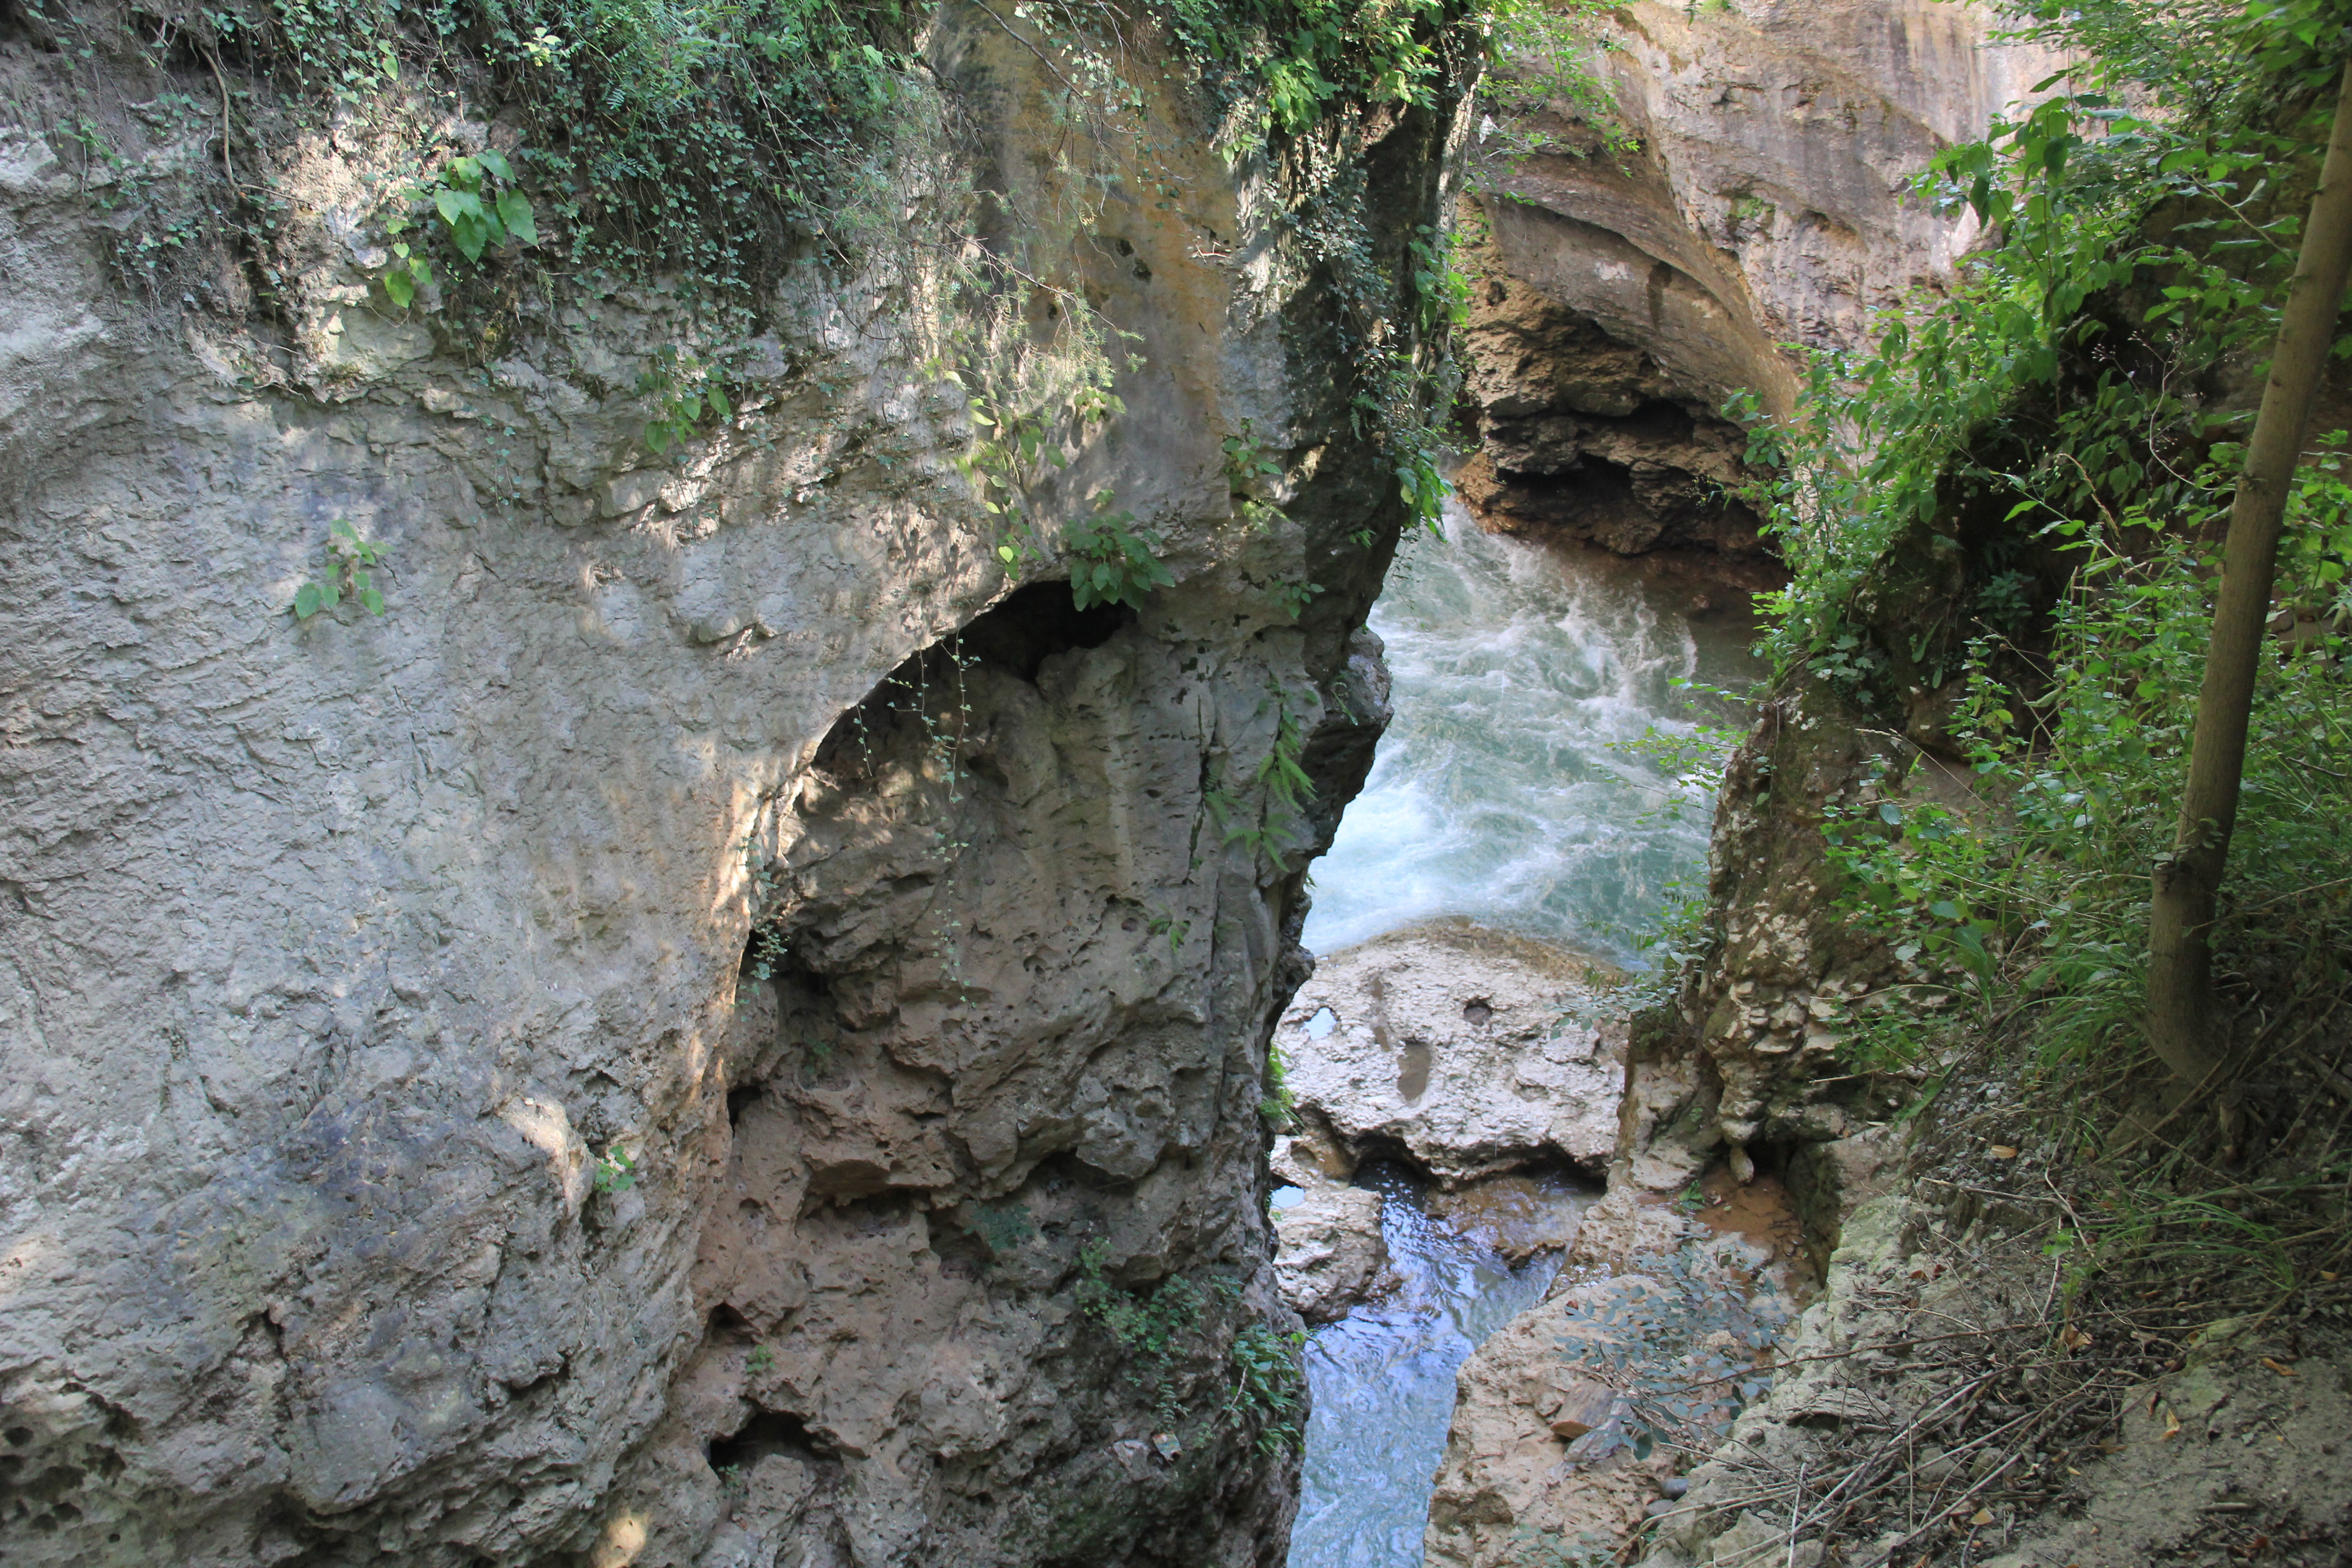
[1725,0,2352,1384]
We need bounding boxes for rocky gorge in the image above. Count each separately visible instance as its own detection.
[9,0,2351,1567]
[0,2,1455,1560]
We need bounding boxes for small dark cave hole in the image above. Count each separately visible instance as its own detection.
[726,1084,763,1127]
[709,1409,828,1473]
[707,1303,755,1343]
[946,580,1133,683]
[803,581,1132,794]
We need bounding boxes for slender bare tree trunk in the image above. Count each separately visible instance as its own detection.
[2146,61,2352,1084]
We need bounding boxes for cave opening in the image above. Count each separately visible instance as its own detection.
[708,1408,831,1473]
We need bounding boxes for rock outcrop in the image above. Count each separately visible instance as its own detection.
[1423,1172,1812,1568]
[1417,9,2068,1561]
[1457,0,2065,579]
[1278,922,1623,1183]
[1448,0,2066,1192]
[0,6,1465,1563]
[1269,1181,1392,1326]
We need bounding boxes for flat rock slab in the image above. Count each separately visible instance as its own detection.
[1284,920,1625,1181]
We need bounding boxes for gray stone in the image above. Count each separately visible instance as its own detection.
[1281,921,1624,1181]
[0,9,1466,1564]
[1272,1181,1394,1324]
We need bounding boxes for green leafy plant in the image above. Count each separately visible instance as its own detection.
[1076,1240,1208,1431]
[1222,424,1285,495]
[1146,910,1192,955]
[1075,1242,1303,1454]
[1712,0,2352,1102]
[1256,701,1315,816]
[746,1343,775,1373]
[292,519,389,620]
[1063,494,1174,611]
[743,828,792,982]
[1204,692,1319,862]
[382,148,536,306]
[641,347,735,455]
[967,1200,1037,1261]
[1406,222,1471,333]
[943,364,1139,575]
[1259,1040,1296,1130]
[1221,1320,1306,1455]
[593,1144,638,1194]
[1264,576,1325,620]
[1475,0,1635,160]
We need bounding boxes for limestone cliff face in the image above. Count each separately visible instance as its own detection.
[1457,0,2062,579]
[0,9,1461,1563]
[1455,0,2062,1187]
[1418,13,2061,1563]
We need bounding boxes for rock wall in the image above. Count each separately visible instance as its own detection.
[0,8,1465,1563]
[1415,9,2068,1562]
[1457,0,2064,580]
[1451,0,2064,1190]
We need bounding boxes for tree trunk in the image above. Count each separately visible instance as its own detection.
[2145,60,2352,1085]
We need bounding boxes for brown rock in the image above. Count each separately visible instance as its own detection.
[1545,1377,1622,1441]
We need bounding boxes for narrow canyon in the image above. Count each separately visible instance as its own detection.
[4,2,2348,1567]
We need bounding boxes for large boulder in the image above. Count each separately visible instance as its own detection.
[1280,921,1623,1182]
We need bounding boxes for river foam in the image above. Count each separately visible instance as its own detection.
[1302,508,1757,962]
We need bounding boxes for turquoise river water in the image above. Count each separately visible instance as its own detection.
[1285,510,1759,1568]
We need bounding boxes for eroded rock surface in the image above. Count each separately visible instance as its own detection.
[1424,1275,1683,1568]
[0,8,1465,1563]
[1444,0,2063,1198]
[1270,1181,1392,1326]
[1279,922,1623,1182]
[1427,1177,1807,1568]
[1457,0,2064,579]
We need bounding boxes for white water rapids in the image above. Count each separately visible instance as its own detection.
[1301,508,1757,963]
[1286,510,1760,1568]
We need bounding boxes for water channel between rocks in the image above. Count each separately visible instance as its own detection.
[1285,511,1762,1568]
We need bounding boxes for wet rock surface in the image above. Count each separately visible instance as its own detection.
[1425,1171,1588,1264]
[1279,921,1624,1182]
[1284,1161,1588,1568]
[1270,1181,1394,1326]
[1425,1172,1809,1568]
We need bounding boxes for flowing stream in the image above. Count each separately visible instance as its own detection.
[1301,508,1759,964]
[1283,1165,1578,1568]
[1286,512,1761,1568]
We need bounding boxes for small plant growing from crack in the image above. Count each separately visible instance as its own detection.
[593,1144,638,1195]
[293,520,389,620]
[967,1201,1036,1262]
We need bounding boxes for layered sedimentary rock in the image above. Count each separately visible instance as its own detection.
[1422,9,2066,1562]
[0,6,1464,1563]
[1457,0,2064,579]
[1454,0,2063,1186]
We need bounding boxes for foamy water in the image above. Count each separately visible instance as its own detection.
[1285,514,1762,1568]
[1301,510,1758,962]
